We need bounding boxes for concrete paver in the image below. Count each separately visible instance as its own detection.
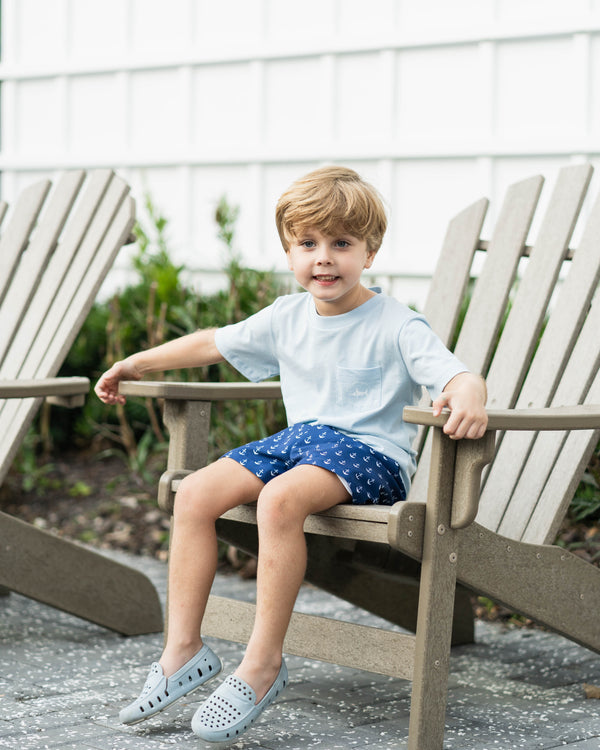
[1,548,599,749]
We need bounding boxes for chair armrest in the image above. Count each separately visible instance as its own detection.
[119,380,282,401]
[403,404,600,431]
[403,403,600,530]
[0,377,89,407]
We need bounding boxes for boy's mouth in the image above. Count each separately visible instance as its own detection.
[313,274,339,283]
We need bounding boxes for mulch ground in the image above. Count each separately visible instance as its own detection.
[0,448,173,560]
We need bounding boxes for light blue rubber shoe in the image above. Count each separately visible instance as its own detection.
[119,644,221,725]
[191,660,288,742]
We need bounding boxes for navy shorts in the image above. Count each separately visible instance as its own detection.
[222,423,406,506]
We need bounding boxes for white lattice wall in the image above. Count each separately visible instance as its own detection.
[1,0,600,307]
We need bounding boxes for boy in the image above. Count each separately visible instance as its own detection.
[95,166,487,742]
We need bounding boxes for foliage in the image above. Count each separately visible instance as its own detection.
[570,468,600,523]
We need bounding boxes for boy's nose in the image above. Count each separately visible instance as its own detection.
[315,246,333,264]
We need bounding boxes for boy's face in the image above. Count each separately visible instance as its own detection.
[286,227,376,316]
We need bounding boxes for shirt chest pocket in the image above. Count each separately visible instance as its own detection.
[336,365,383,412]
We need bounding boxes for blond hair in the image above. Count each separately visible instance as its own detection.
[275,166,387,253]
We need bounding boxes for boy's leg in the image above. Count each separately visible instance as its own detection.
[235,464,350,701]
[160,457,265,676]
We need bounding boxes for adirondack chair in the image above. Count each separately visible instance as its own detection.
[120,163,600,748]
[0,170,163,636]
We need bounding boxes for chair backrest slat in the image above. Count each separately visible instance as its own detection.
[423,197,488,347]
[408,174,543,503]
[0,170,134,485]
[411,197,489,455]
[0,202,10,232]
[39,186,134,375]
[1,170,116,378]
[477,169,600,533]
[495,290,600,539]
[0,180,50,306]
[524,365,600,544]
[0,170,112,379]
[483,163,592,409]
[0,172,85,362]
[453,175,543,375]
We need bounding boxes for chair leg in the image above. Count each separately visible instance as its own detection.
[408,429,458,750]
[0,510,163,635]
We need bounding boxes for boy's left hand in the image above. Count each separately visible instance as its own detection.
[431,372,488,440]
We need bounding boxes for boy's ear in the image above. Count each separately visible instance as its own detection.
[285,249,294,270]
[364,249,377,269]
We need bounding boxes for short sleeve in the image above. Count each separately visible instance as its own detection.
[399,317,468,399]
[214,302,280,382]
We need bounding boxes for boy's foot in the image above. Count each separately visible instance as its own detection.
[191,659,287,742]
[119,644,222,725]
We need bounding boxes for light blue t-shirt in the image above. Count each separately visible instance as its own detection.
[214,290,468,491]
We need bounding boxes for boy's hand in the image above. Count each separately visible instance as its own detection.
[94,359,142,406]
[431,372,488,440]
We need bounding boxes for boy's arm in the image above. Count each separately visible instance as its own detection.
[431,372,488,440]
[94,328,224,405]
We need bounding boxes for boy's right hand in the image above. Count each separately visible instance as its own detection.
[94,359,142,405]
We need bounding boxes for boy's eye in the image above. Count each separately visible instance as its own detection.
[301,240,316,249]
[335,240,350,248]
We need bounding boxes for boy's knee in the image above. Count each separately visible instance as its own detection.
[256,483,301,530]
[174,470,214,521]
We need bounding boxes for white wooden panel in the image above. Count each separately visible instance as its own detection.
[391,160,483,275]
[266,0,336,43]
[264,58,330,148]
[68,75,127,155]
[396,45,482,140]
[495,0,589,22]
[336,53,390,145]
[398,0,492,34]
[130,0,192,58]
[129,70,187,153]
[192,64,260,149]
[195,0,265,53]
[14,0,66,65]
[15,80,64,156]
[495,38,578,140]
[338,0,397,38]
[69,0,129,63]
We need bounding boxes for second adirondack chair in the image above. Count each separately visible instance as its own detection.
[120,162,600,748]
[0,170,163,636]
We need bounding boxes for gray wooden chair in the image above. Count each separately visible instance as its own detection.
[121,163,600,748]
[0,170,163,636]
